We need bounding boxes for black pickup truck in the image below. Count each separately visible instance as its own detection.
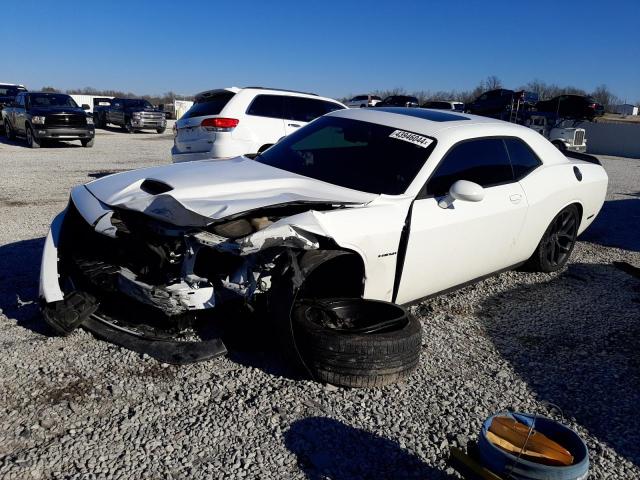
[2,92,95,148]
[94,98,166,133]
[0,83,27,128]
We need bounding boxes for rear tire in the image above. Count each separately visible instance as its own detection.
[123,120,134,133]
[156,127,166,134]
[524,205,579,273]
[26,126,40,148]
[81,138,94,148]
[292,299,422,388]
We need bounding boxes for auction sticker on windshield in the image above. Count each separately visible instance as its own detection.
[388,130,434,148]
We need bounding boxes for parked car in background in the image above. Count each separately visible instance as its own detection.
[345,94,382,108]
[422,100,464,112]
[171,87,346,163]
[94,98,166,133]
[466,89,538,118]
[526,115,587,153]
[375,95,419,107]
[0,83,27,128]
[535,95,604,121]
[2,92,95,148]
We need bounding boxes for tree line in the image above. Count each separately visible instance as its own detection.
[341,76,636,111]
[40,76,636,111]
[39,86,194,106]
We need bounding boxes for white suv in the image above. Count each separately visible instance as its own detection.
[171,87,346,163]
[345,94,382,108]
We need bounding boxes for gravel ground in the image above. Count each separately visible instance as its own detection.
[0,127,638,479]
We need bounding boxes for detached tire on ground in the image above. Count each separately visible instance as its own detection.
[292,299,421,388]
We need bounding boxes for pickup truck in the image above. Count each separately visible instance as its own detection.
[466,89,539,119]
[0,83,27,128]
[94,98,166,133]
[2,92,95,148]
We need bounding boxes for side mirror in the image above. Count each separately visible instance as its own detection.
[82,104,90,110]
[438,180,484,209]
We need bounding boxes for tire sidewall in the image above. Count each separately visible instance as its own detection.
[537,205,579,272]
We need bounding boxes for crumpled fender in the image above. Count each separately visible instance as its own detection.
[39,209,67,303]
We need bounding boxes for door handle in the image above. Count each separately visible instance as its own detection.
[287,123,301,128]
[510,194,522,204]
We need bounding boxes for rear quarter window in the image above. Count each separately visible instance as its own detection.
[504,137,542,180]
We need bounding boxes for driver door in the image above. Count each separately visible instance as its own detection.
[395,137,528,304]
[110,100,123,124]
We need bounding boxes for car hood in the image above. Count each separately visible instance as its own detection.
[31,106,86,115]
[84,156,378,227]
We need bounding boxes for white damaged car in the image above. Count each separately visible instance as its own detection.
[39,107,607,385]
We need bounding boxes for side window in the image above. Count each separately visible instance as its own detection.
[504,138,542,180]
[425,138,513,196]
[286,97,331,122]
[17,94,25,106]
[246,95,286,119]
[322,100,344,114]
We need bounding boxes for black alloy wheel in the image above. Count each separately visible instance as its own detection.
[544,208,578,267]
[525,204,580,272]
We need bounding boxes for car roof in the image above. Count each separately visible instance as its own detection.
[195,87,342,105]
[329,107,528,138]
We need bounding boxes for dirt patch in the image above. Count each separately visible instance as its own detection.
[42,377,93,405]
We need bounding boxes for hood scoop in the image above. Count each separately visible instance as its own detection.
[140,179,173,195]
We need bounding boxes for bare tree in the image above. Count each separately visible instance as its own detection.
[40,86,60,93]
[591,84,619,111]
[485,75,502,90]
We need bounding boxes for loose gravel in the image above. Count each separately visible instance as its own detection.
[0,128,638,479]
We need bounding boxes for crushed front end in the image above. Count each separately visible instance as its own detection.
[39,186,325,363]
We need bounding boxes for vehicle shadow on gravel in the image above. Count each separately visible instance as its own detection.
[580,196,640,252]
[285,417,455,479]
[0,136,81,149]
[0,237,52,335]
[480,262,640,466]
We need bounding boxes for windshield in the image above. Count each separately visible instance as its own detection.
[255,116,436,195]
[29,93,78,108]
[0,85,25,97]
[124,99,153,109]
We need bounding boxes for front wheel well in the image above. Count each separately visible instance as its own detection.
[297,250,365,299]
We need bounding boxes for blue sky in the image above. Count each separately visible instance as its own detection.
[2,0,639,101]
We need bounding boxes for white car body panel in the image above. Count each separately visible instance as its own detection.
[40,108,608,310]
[396,182,528,304]
[83,157,377,226]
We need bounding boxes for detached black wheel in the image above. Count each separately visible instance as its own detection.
[292,299,421,388]
[525,205,580,273]
[26,126,40,148]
